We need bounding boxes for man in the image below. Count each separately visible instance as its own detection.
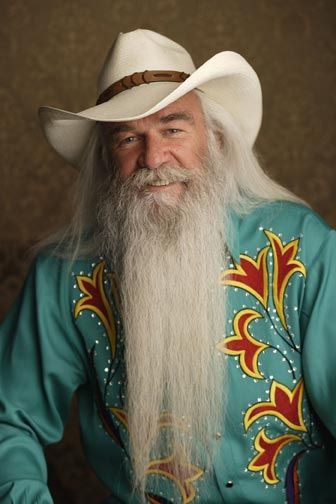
[0,29,335,503]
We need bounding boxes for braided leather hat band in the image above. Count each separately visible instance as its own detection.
[96,70,190,105]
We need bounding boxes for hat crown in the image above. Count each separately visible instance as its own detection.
[97,29,196,95]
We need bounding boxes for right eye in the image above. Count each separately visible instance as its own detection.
[120,136,137,144]
[114,135,139,149]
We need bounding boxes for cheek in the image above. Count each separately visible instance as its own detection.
[173,143,201,168]
[115,155,137,180]
[185,141,207,169]
[197,131,208,159]
[178,131,208,169]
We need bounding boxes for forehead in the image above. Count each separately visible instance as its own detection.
[105,91,204,133]
[148,91,204,121]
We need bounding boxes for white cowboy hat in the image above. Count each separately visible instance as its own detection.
[39,29,262,168]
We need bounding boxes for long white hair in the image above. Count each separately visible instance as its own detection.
[197,91,305,211]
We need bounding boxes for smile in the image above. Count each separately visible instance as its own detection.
[148,180,173,187]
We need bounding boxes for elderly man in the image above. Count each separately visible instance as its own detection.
[0,29,335,503]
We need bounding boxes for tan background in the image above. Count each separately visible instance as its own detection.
[0,0,335,501]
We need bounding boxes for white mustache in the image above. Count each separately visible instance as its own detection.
[130,166,193,189]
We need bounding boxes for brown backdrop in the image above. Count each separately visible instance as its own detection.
[0,0,335,502]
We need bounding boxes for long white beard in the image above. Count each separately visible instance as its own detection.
[97,137,230,495]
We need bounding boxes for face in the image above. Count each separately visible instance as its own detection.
[103,92,208,200]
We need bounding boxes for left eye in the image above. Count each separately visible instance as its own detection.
[167,128,181,134]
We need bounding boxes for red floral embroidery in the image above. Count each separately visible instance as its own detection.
[146,453,204,504]
[221,246,269,307]
[264,231,306,330]
[217,309,267,379]
[248,429,301,484]
[244,379,306,432]
[74,262,117,356]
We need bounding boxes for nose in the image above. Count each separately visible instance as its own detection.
[138,134,167,170]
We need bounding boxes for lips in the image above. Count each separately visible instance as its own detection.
[148,179,175,187]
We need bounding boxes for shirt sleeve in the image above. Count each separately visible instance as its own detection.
[0,254,89,502]
[301,228,336,438]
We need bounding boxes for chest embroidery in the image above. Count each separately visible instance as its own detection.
[217,229,321,503]
[71,228,323,503]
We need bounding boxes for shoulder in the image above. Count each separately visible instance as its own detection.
[235,201,334,266]
[242,201,331,234]
[28,252,103,293]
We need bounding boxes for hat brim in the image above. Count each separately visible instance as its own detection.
[39,51,262,167]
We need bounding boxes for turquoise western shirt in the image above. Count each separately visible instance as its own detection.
[0,201,335,503]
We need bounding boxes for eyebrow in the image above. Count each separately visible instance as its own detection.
[104,110,195,137]
[104,123,134,136]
